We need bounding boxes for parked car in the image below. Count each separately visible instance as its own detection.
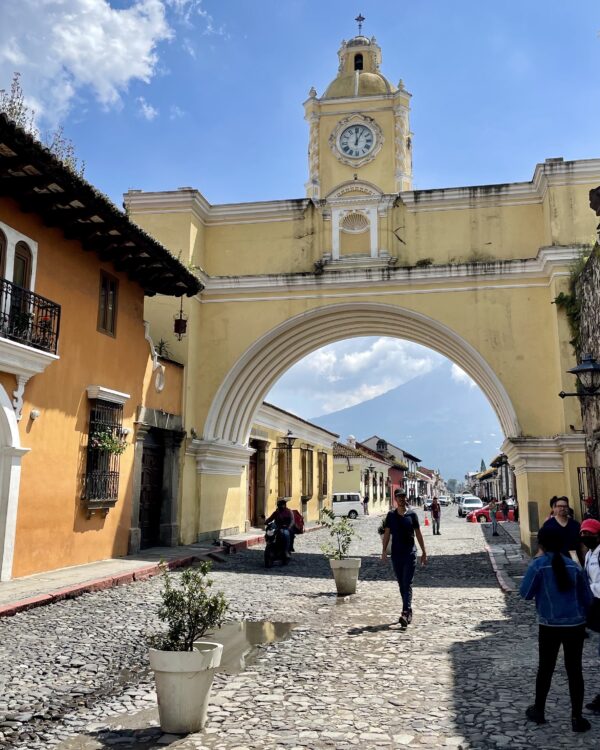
[466,505,515,524]
[423,498,433,510]
[438,496,451,506]
[458,496,483,517]
[331,493,364,519]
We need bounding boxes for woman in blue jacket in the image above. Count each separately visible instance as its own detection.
[520,525,593,732]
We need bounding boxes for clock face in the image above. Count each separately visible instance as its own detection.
[339,124,375,159]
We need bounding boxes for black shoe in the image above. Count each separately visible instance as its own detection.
[525,705,546,724]
[586,694,600,713]
[398,612,408,628]
[406,610,413,624]
[572,717,591,733]
[493,532,500,536]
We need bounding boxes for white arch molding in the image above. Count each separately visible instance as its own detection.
[0,383,28,580]
[202,303,520,462]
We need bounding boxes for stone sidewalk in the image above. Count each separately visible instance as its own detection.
[2,512,599,750]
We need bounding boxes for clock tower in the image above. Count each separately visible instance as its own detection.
[304,29,412,200]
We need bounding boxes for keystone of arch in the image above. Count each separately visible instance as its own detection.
[202,303,521,454]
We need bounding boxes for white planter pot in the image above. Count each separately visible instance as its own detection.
[329,557,361,595]
[149,641,223,734]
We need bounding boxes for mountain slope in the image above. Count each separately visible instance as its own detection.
[309,362,502,479]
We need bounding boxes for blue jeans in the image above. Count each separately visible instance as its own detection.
[491,514,498,534]
[279,528,291,553]
[392,550,417,613]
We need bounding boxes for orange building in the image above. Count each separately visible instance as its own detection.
[0,115,201,579]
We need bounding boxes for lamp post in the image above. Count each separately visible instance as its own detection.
[559,353,600,399]
[283,430,297,449]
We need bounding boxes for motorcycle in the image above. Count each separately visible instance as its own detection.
[264,521,289,568]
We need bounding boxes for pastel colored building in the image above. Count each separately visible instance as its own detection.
[0,114,200,579]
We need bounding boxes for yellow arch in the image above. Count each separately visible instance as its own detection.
[204,302,520,445]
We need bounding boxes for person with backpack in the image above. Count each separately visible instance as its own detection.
[265,499,295,558]
[381,490,427,628]
[520,525,593,732]
[430,496,441,535]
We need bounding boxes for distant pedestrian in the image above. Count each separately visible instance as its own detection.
[520,525,592,732]
[488,497,499,536]
[381,490,427,628]
[363,494,369,516]
[501,496,509,521]
[431,496,441,535]
[542,497,582,564]
[513,497,519,523]
[580,519,600,715]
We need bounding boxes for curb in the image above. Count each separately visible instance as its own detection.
[484,542,516,593]
[0,525,324,618]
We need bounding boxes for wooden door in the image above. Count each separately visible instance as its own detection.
[139,433,165,549]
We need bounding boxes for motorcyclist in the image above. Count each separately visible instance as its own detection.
[266,499,295,557]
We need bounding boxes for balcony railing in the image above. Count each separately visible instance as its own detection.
[0,278,61,354]
[577,466,600,519]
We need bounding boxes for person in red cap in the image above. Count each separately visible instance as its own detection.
[581,518,600,714]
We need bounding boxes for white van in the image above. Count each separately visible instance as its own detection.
[331,493,364,519]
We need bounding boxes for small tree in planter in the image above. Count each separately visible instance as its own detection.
[149,562,228,734]
[320,507,361,595]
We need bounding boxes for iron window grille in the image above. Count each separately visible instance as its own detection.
[318,451,328,498]
[578,466,600,520]
[277,443,292,499]
[84,399,124,515]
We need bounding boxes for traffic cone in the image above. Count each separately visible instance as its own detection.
[424,513,430,527]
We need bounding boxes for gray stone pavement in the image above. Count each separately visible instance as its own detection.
[1,511,599,749]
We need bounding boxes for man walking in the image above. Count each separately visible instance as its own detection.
[489,497,499,536]
[431,496,441,535]
[381,490,427,628]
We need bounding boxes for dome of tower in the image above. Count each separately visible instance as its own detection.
[322,35,396,100]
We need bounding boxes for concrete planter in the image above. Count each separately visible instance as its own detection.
[149,641,223,734]
[329,557,361,595]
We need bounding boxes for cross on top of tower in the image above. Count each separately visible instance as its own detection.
[355,13,365,34]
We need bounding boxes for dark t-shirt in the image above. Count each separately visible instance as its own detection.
[384,509,420,557]
[542,516,581,554]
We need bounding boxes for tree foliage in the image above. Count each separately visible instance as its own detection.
[0,72,85,176]
[320,507,360,559]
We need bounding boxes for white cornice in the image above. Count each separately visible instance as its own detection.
[199,246,583,296]
[86,385,131,405]
[0,338,59,379]
[254,403,338,448]
[188,439,254,475]
[402,159,600,212]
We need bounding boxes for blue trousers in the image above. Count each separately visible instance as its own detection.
[392,551,417,613]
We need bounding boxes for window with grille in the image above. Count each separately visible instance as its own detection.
[84,399,124,507]
[301,447,313,500]
[98,272,118,335]
[277,444,292,499]
[318,451,328,498]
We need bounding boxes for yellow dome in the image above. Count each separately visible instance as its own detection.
[324,71,395,99]
[321,36,396,100]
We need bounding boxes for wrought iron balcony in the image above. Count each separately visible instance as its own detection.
[578,466,600,519]
[0,278,61,354]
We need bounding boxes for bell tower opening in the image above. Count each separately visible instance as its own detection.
[354,53,363,71]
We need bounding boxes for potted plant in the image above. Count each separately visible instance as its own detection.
[320,507,361,595]
[149,562,228,734]
[89,427,128,455]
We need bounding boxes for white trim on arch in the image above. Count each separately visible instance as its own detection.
[203,303,521,448]
[0,383,29,581]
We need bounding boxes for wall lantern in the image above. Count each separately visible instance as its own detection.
[173,298,188,341]
[559,353,600,399]
[283,430,298,449]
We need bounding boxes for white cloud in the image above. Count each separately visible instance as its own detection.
[0,0,172,124]
[0,0,223,126]
[267,337,443,418]
[169,104,185,120]
[137,96,158,120]
[450,363,477,388]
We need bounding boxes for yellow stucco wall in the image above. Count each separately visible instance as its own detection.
[0,198,183,577]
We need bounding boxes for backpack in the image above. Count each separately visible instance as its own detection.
[292,509,305,533]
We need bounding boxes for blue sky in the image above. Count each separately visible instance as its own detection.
[1,1,599,205]
[0,0,595,470]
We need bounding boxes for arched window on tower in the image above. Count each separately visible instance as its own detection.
[14,241,32,290]
[354,54,363,71]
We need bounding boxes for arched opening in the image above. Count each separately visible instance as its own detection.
[203,303,519,446]
[354,53,364,71]
[0,229,6,279]
[14,241,32,290]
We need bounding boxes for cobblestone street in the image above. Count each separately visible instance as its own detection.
[2,512,600,749]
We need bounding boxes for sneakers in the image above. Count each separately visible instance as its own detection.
[525,705,546,724]
[406,609,413,624]
[398,612,408,628]
[572,717,591,733]
[586,694,600,713]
